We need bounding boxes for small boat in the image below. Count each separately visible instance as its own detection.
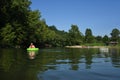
[27,48,39,51]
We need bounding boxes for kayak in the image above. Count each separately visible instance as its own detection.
[27,48,39,51]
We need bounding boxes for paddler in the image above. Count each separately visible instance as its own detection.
[29,43,35,48]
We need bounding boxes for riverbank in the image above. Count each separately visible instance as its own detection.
[65,45,120,48]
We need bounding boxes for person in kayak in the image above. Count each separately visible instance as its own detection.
[29,43,35,48]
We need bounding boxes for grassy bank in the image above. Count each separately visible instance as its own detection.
[66,42,120,48]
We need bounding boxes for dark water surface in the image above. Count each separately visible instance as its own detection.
[0,48,120,80]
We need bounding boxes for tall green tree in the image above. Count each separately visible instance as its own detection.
[95,36,102,42]
[25,10,41,44]
[10,0,31,46]
[102,35,110,45]
[85,28,94,43]
[0,23,16,46]
[0,0,8,27]
[110,28,120,42]
[38,20,55,43]
[0,0,32,47]
[49,25,68,47]
[0,0,12,45]
[68,25,83,45]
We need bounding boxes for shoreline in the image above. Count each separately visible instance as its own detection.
[65,45,119,48]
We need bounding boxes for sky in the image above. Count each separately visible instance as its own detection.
[30,0,120,36]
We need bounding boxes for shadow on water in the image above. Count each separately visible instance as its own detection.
[27,50,39,60]
[0,48,120,80]
[109,48,120,68]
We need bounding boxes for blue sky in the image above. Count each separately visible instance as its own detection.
[30,0,120,36]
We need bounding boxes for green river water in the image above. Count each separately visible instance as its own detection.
[0,48,120,80]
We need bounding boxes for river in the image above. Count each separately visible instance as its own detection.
[0,48,120,80]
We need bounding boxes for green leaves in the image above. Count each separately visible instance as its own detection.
[85,28,94,43]
[68,25,83,45]
[1,24,15,44]
[110,28,120,42]
[0,0,120,47]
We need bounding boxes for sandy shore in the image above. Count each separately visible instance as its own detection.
[65,45,109,48]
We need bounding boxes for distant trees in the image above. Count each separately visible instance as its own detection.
[110,28,120,42]
[84,28,94,43]
[102,35,109,43]
[0,0,120,48]
[49,25,68,47]
[95,36,102,43]
[68,25,83,45]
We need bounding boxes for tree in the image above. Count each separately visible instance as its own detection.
[25,10,41,44]
[49,25,68,47]
[68,25,83,45]
[102,35,110,45]
[1,23,16,46]
[0,0,32,47]
[110,28,120,42]
[85,28,94,43]
[95,36,102,42]
[0,0,53,47]
[49,25,58,31]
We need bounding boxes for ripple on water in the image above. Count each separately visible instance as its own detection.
[38,68,120,80]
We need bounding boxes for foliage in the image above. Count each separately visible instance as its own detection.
[95,36,102,42]
[68,25,83,45]
[0,23,15,46]
[0,0,120,48]
[110,28,120,42]
[0,0,32,47]
[49,25,68,47]
[102,35,110,45]
[85,28,95,43]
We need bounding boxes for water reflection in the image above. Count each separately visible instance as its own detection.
[38,48,120,80]
[110,48,120,68]
[99,47,109,53]
[0,48,120,80]
[41,48,120,70]
[28,51,36,59]
[84,49,93,69]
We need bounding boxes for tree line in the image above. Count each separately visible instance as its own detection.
[0,0,120,48]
